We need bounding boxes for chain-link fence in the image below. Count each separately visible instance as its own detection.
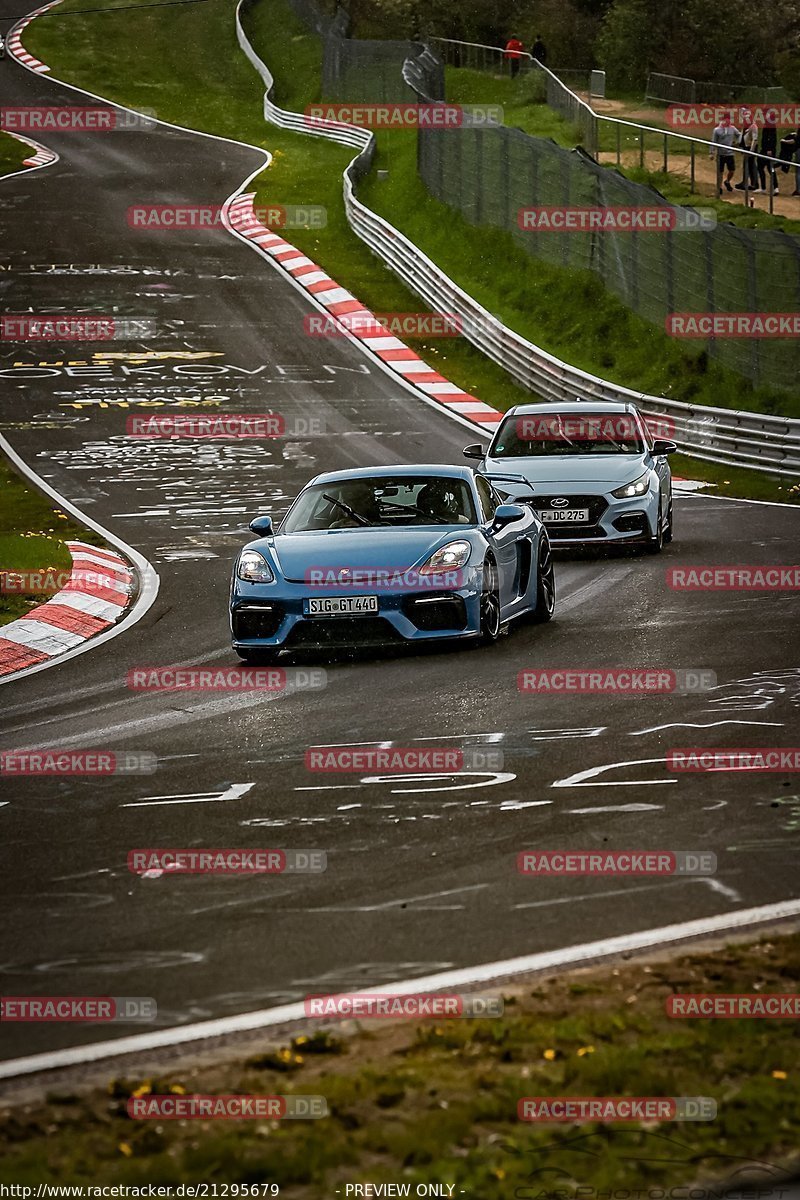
[418,124,800,391]
[323,35,430,102]
[284,0,346,38]
[285,0,427,102]
[276,2,799,393]
[646,72,788,105]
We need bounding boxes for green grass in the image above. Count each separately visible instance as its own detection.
[671,454,800,502]
[246,10,800,427]
[24,0,799,506]
[445,69,800,235]
[0,460,106,626]
[357,130,800,418]
[444,64,581,145]
[1,934,798,1191]
[0,131,30,176]
[621,165,800,233]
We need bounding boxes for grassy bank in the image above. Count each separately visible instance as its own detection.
[0,460,106,626]
[249,2,800,425]
[444,68,800,235]
[356,130,799,420]
[1,933,798,1191]
[23,0,799,505]
[0,131,30,176]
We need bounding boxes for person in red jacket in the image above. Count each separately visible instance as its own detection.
[504,35,525,78]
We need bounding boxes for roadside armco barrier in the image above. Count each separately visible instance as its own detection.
[235,0,800,477]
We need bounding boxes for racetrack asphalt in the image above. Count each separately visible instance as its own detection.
[0,18,798,1068]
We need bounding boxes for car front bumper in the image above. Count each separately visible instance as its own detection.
[513,486,661,546]
[230,577,484,650]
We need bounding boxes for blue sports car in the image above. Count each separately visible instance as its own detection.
[230,465,555,661]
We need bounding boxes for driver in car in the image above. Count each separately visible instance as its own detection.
[416,480,466,524]
[328,481,382,527]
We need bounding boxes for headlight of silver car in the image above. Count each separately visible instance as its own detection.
[237,550,275,583]
[611,471,650,499]
[419,541,472,574]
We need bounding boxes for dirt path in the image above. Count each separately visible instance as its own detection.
[582,98,800,217]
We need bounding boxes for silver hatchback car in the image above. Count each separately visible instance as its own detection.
[465,400,678,552]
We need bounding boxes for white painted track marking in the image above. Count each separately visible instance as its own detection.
[2,898,799,1080]
[553,758,677,788]
[121,783,256,808]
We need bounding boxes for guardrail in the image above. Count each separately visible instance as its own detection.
[234,1,800,476]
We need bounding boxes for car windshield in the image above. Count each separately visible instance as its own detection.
[491,411,645,457]
[281,476,477,533]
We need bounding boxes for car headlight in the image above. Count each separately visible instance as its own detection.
[419,541,472,574]
[611,471,650,499]
[237,550,275,583]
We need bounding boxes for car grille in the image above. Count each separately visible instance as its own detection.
[613,512,649,535]
[286,616,403,648]
[402,593,468,632]
[530,494,608,538]
[232,604,284,639]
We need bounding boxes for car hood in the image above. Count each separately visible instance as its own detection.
[484,454,648,489]
[251,528,472,582]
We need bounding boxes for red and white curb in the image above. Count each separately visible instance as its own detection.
[4,129,58,169]
[6,0,62,72]
[226,194,503,431]
[0,542,135,678]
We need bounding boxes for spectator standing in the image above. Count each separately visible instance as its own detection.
[735,109,760,192]
[709,113,739,193]
[778,127,800,194]
[777,127,796,193]
[531,34,547,65]
[758,117,779,195]
[504,35,525,78]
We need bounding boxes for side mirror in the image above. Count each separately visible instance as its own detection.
[248,515,274,536]
[651,439,678,456]
[492,503,525,528]
[463,443,485,460]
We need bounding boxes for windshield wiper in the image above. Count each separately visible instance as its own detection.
[322,493,374,526]
[381,501,450,525]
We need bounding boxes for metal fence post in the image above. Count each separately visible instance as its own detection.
[746,236,760,387]
[474,128,483,225]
